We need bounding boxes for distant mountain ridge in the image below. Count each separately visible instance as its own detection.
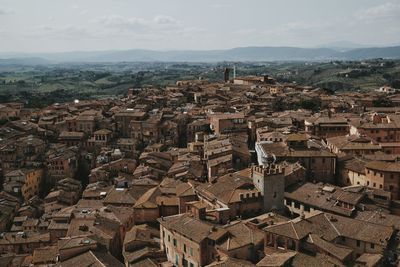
[1,45,400,64]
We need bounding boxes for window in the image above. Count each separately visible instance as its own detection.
[168,235,170,242]
[367,181,370,186]
[190,263,194,267]
[273,192,277,198]
[184,244,187,253]
[357,240,361,247]
[190,247,193,256]
[373,183,376,187]
[173,238,177,247]
[371,243,375,249]
[175,254,179,265]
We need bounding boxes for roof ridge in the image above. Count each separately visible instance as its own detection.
[308,233,314,243]
[367,211,378,222]
[291,221,299,240]
[89,250,107,267]
[323,213,341,237]
[249,226,254,244]
[227,188,237,203]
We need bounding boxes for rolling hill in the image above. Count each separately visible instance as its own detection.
[1,46,400,64]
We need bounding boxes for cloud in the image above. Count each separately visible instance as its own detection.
[19,14,193,44]
[234,28,257,35]
[94,15,149,31]
[0,7,13,15]
[210,3,232,9]
[84,14,207,48]
[356,2,400,21]
[95,14,182,31]
[264,21,326,39]
[231,20,341,47]
[153,15,179,26]
[93,14,195,34]
[27,25,98,41]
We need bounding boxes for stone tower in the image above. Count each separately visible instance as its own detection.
[223,68,230,83]
[251,164,285,212]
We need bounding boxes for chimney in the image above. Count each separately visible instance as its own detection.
[329,215,337,222]
[190,202,206,221]
[196,206,206,221]
[79,224,89,232]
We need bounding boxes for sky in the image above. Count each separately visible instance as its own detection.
[0,0,399,53]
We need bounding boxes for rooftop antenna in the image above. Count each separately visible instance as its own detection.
[233,65,236,79]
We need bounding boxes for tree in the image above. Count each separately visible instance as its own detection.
[39,170,55,198]
[75,157,90,187]
[272,97,286,112]
[373,96,394,107]
[392,80,400,89]
[299,98,321,112]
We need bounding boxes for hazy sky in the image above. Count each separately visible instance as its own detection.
[0,0,399,53]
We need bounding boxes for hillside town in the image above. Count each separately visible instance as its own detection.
[1,69,400,267]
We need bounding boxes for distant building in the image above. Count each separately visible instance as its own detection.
[256,133,337,183]
[264,211,395,264]
[158,208,263,267]
[305,117,349,138]
[251,164,286,212]
[364,161,400,199]
[233,75,275,85]
[3,168,44,201]
[208,113,246,135]
[376,86,397,94]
